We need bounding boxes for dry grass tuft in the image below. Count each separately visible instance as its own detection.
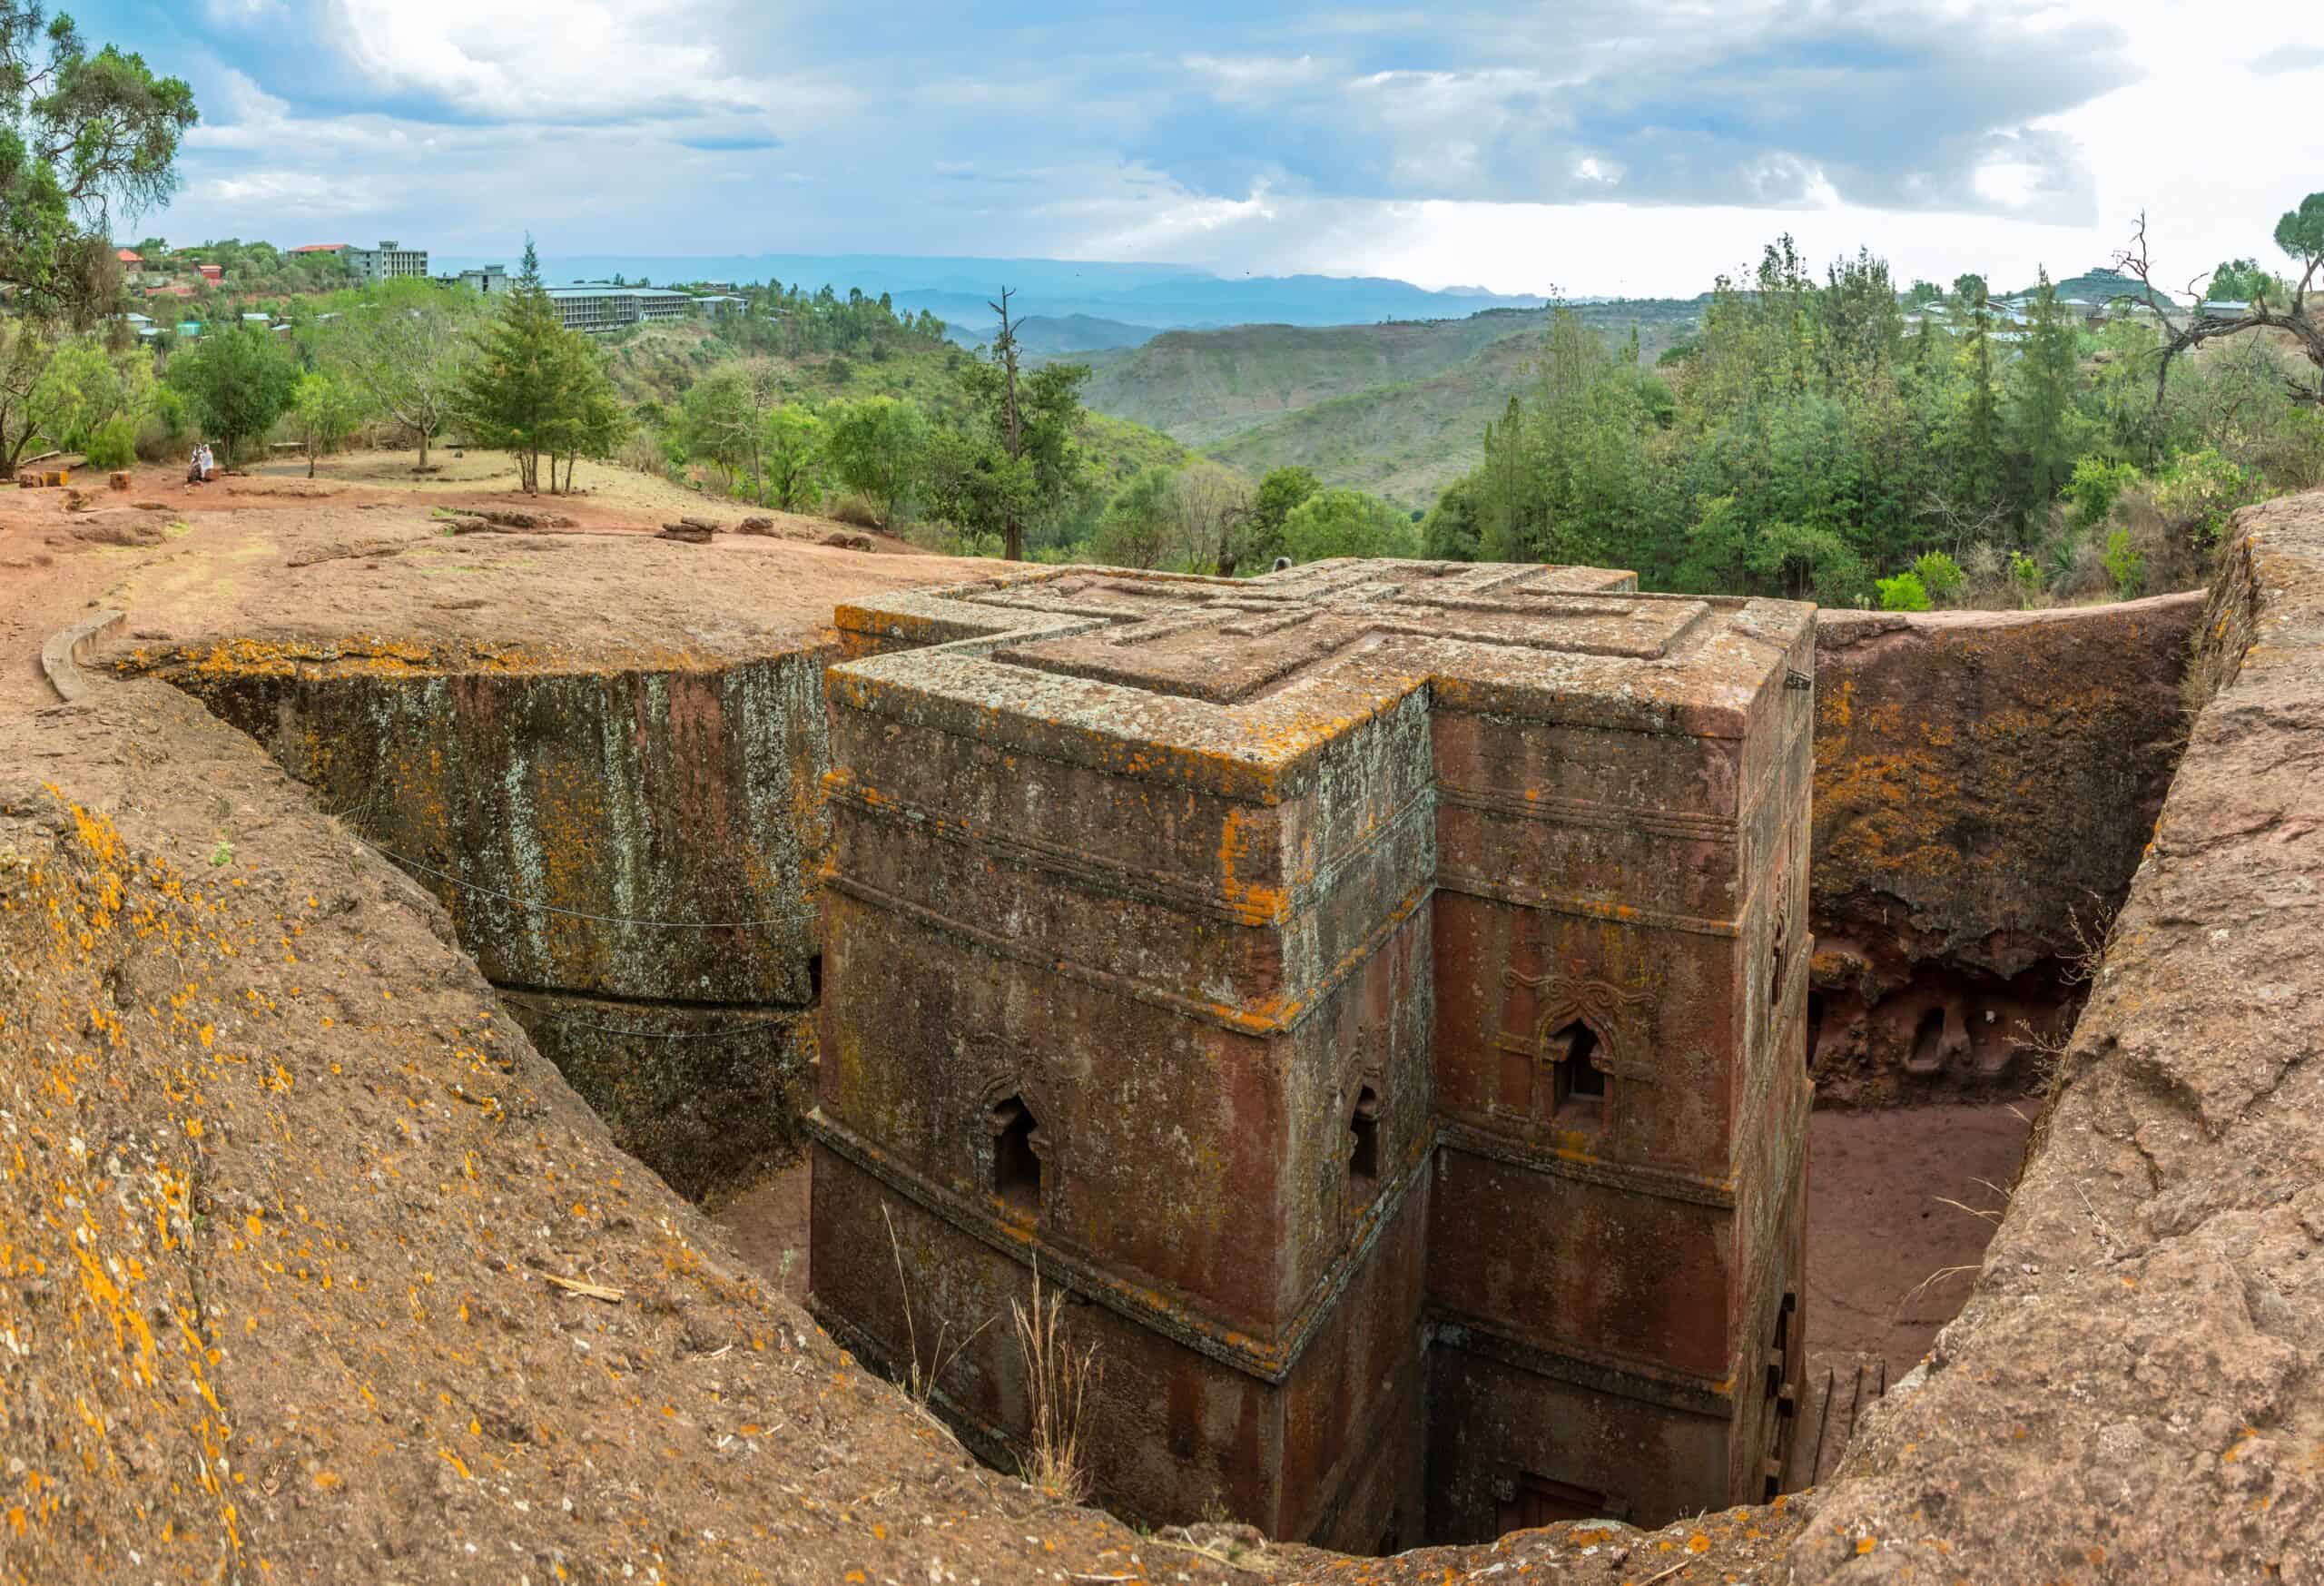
[1011,1263,1101,1502]
[884,1201,990,1407]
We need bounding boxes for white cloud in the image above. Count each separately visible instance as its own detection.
[133,0,2321,306]
[1180,53,1328,105]
[198,171,386,217]
[316,0,840,124]
[2250,42,2324,74]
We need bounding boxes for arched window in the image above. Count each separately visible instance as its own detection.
[990,1095,1041,1213]
[1349,1085,1381,1188]
[1768,911,1788,1035]
[1547,1021,1604,1118]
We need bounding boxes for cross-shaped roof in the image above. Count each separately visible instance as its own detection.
[833,560,1810,802]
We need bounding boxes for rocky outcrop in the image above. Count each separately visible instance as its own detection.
[1809,596,2201,1104]
[1787,495,2324,1581]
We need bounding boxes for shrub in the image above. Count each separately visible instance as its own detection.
[2152,448,2266,547]
[1910,551,1965,604]
[2103,527,2147,599]
[84,417,137,468]
[826,491,883,529]
[2064,457,2139,532]
[1876,571,1932,612]
[2008,551,2045,607]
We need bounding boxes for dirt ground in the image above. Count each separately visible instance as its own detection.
[0,456,984,711]
[1804,1101,2034,1377]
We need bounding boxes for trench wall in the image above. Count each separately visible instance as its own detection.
[142,645,832,1199]
[1808,594,2201,1105]
[1781,491,2324,1581]
[135,591,2203,1204]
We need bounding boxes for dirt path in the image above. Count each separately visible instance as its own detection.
[0,458,991,715]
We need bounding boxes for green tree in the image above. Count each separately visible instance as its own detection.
[1246,466,1321,566]
[29,333,151,453]
[2064,457,2139,531]
[287,369,365,478]
[327,279,475,468]
[1418,475,1483,561]
[2009,271,2083,510]
[2207,258,2283,304]
[458,238,602,493]
[164,324,295,458]
[1090,467,1176,569]
[0,7,197,321]
[680,363,768,493]
[1281,487,1419,562]
[539,334,625,494]
[762,403,823,512]
[0,317,51,472]
[940,295,1095,557]
[822,394,925,528]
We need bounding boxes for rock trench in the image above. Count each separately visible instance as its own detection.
[75,560,2230,1575]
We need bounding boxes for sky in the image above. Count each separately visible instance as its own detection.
[81,0,2324,298]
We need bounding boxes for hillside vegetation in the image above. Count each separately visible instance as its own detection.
[604,317,1188,506]
[1204,330,1545,507]
[1078,300,1700,507]
[1418,224,2324,614]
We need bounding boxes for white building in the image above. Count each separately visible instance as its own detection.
[545,284,699,333]
[347,241,429,283]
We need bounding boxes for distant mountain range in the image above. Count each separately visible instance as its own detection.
[945,314,1162,357]
[429,251,1551,338]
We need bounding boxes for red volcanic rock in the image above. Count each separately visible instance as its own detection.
[1809,596,2201,1103]
[812,561,1815,1543]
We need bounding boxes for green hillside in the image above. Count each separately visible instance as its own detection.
[1205,331,1542,507]
[1082,301,1703,508]
[1082,309,1550,446]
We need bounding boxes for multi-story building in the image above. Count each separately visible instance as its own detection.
[544,284,699,333]
[347,241,428,283]
[811,560,1816,1550]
